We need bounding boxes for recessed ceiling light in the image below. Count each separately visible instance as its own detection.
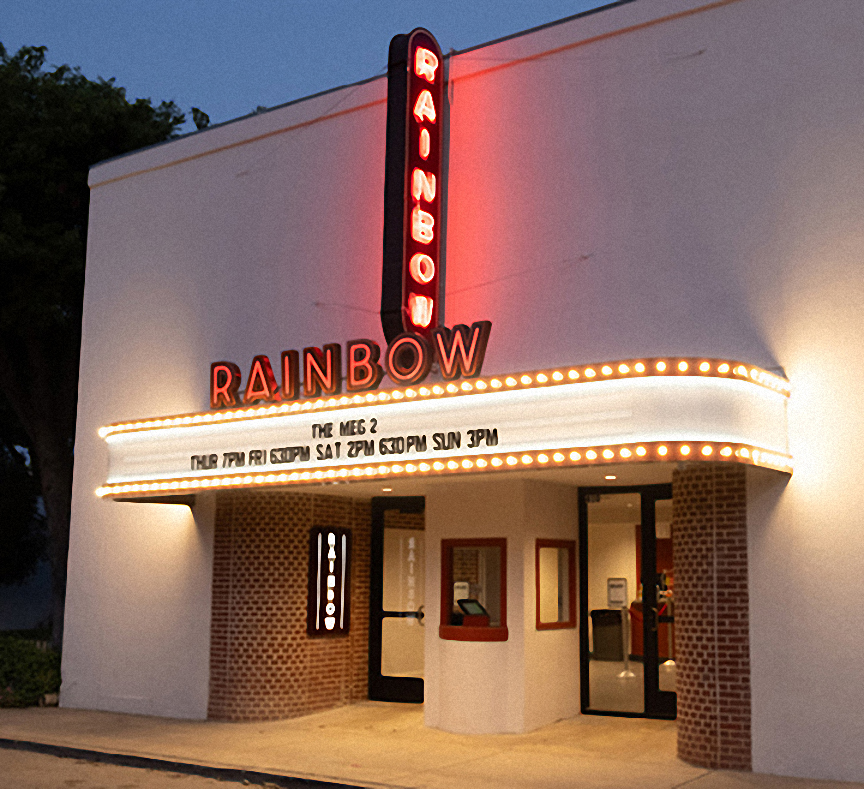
[382,487,392,492]
[605,475,617,480]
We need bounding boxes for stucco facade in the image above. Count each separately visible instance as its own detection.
[65,0,864,781]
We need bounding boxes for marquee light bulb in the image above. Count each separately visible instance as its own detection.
[656,361,667,372]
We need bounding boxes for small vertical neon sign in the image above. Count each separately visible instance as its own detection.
[307,527,351,636]
[381,29,444,343]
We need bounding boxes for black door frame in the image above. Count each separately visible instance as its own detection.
[368,496,425,703]
[578,483,676,720]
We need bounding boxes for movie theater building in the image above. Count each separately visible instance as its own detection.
[62,0,864,782]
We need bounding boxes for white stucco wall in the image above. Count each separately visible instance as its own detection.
[65,77,390,718]
[423,479,578,734]
[68,0,864,776]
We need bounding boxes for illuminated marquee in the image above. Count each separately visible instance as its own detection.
[96,357,793,500]
[381,29,444,342]
[308,527,351,636]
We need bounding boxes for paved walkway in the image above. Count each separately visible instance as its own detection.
[0,703,859,789]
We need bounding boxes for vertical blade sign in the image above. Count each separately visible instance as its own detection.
[307,527,352,637]
[381,29,444,343]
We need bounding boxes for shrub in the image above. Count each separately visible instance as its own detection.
[0,633,60,707]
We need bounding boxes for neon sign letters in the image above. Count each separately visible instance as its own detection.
[308,527,351,636]
[210,321,491,408]
[381,29,444,343]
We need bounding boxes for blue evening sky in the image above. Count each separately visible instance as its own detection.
[4,1,609,131]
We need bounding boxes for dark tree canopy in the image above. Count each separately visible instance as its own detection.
[0,43,188,645]
[0,442,45,587]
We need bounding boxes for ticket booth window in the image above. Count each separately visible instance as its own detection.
[535,539,576,630]
[439,538,508,641]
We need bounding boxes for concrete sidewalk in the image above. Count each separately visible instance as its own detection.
[0,703,858,789]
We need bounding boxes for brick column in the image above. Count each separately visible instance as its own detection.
[673,464,751,770]
[208,490,371,721]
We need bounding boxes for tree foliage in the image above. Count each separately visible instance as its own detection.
[0,43,187,645]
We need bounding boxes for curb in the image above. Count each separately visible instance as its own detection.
[0,737,368,788]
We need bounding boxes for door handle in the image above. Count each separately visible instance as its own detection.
[651,607,659,632]
[383,605,425,624]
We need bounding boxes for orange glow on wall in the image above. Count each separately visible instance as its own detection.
[414,47,439,82]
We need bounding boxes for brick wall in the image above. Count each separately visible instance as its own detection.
[208,490,371,721]
[383,510,424,531]
[673,464,751,770]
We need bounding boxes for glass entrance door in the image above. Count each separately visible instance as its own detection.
[368,497,425,703]
[579,484,676,719]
